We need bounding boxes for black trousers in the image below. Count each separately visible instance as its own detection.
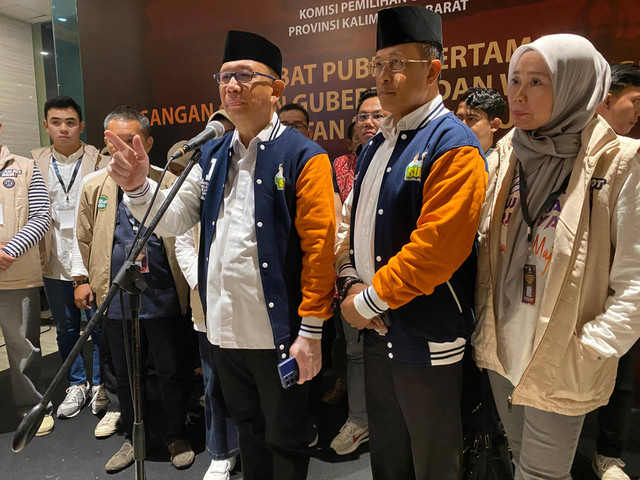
[596,341,638,457]
[212,346,310,480]
[364,331,463,480]
[104,314,190,444]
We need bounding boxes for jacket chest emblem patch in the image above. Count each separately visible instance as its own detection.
[98,195,108,211]
[1,169,22,178]
[274,164,285,190]
[201,158,217,200]
[404,152,426,182]
[3,178,15,188]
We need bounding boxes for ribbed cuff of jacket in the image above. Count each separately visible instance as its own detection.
[298,316,324,340]
[124,179,155,204]
[354,285,389,319]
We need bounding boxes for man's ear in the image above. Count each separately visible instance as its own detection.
[489,117,501,133]
[79,121,86,134]
[144,135,154,153]
[426,59,442,86]
[271,79,285,101]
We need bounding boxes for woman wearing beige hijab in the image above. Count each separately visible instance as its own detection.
[473,34,640,479]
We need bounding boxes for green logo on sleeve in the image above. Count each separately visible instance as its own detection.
[97,195,108,211]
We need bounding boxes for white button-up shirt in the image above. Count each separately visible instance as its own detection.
[206,116,284,349]
[46,145,85,280]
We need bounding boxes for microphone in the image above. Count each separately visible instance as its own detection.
[169,120,226,161]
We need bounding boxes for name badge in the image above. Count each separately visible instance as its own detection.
[522,264,536,305]
[59,209,75,230]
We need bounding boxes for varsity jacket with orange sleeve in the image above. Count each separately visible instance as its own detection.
[198,128,336,362]
[341,113,487,365]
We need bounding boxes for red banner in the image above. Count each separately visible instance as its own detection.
[77,0,640,165]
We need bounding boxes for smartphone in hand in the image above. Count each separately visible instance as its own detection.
[277,356,299,389]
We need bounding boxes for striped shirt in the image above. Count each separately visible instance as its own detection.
[2,165,51,257]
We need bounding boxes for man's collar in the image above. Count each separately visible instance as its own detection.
[231,112,282,156]
[380,95,446,140]
[52,144,84,163]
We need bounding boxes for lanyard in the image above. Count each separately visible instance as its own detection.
[51,155,83,201]
[0,160,10,174]
[518,161,571,244]
[124,205,141,233]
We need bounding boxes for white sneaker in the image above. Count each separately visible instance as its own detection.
[57,382,90,419]
[203,456,236,480]
[90,384,109,415]
[95,411,121,438]
[330,420,369,455]
[593,453,630,480]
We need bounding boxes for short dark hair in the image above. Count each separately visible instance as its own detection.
[356,88,378,112]
[278,103,309,125]
[609,63,640,95]
[459,87,506,121]
[44,95,82,121]
[103,105,150,138]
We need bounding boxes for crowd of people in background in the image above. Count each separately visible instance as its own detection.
[1,5,640,480]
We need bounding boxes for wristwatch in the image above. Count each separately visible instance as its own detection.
[72,278,89,288]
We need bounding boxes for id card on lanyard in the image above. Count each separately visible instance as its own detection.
[518,162,570,305]
[52,155,82,230]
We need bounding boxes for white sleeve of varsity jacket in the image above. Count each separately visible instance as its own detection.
[579,158,640,357]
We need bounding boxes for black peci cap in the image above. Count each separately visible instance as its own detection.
[376,6,442,51]
[222,30,282,76]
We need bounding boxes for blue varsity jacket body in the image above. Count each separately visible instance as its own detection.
[350,112,485,365]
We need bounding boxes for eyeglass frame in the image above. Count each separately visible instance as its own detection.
[213,69,278,85]
[369,58,432,76]
[352,112,387,125]
[281,121,309,132]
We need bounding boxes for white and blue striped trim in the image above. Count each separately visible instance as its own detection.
[353,285,389,319]
[126,180,151,199]
[298,316,324,340]
[429,337,466,366]
[416,99,447,130]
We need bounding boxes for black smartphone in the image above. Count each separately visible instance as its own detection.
[277,356,299,389]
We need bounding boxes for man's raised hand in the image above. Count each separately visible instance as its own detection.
[105,131,149,192]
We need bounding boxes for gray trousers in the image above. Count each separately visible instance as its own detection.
[0,288,44,411]
[488,370,585,480]
[342,316,368,427]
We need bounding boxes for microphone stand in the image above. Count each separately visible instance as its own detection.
[12,149,203,480]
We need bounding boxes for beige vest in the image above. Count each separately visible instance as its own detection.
[76,167,189,314]
[31,142,108,275]
[0,147,45,289]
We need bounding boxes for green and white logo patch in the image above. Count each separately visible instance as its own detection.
[98,195,108,211]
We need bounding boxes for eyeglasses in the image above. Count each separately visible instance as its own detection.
[353,112,386,125]
[213,70,277,85]
[281,121,308,132]
[369,58,431,76]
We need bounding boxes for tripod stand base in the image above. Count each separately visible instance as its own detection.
[12,403,46,452]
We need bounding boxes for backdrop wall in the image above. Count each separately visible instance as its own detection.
[76,0,640,165]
